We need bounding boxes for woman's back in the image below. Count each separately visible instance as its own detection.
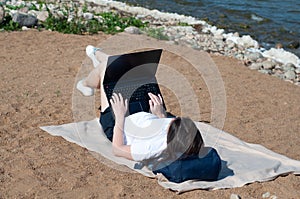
[124,112,174,161]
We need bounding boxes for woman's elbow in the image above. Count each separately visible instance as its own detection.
[111,145,133,160]
[112,145,124,157]
[112,145,119,156]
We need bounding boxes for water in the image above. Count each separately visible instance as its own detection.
[117,0,300,56]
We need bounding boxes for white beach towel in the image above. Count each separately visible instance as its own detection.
[40,119,300,193]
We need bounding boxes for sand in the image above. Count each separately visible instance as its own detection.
[0,30,299,198]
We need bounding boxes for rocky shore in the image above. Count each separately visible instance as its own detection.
[1,0,300,85]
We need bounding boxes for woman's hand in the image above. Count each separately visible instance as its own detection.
[148,93,166,118]
[110,93,133,160]
[110,93,128,123]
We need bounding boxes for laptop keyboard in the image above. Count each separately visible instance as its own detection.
[105,83,160,101]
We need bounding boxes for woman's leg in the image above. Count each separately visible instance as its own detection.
[77,47,111,111]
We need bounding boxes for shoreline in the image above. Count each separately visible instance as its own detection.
[1,0,300,85]
[115,0,300,57]
[91,0,300,85]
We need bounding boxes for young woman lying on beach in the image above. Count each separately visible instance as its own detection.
[76,46,221,183]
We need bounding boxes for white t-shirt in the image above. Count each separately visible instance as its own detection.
[123,112,174,161]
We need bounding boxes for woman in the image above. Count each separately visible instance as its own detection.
[77,45,221,183]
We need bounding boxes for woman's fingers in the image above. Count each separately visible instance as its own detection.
[158,94,163,103]
[149,99,154,108]
[111,93,128,107]
[125,98,128,108]
[110,93,128,117]
[110,93,116,103]
[111,93,122,102]
[118,93,123,102]
[148,93,162,104]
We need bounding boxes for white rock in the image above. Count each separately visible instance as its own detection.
[83,12,94,20]
[240,35,259,48]
[235,53,244,60]
[210,25,224,35]
[244,52,263,61]
[21,26,30,30]
[262,48,300,68]
[282,65,294,72]
[259,69,270,74]
[36,11,49,22]
[94,15,103,23]
[262,60,276,69]
[90,0,205,25]
[226,40,236,49]
[0,5,4,24]
[284,63,296,71]
[124,26,141,34]
[284,70,296,80]
[226,34,259,49]
[233,32,240,37]
[249,62,262,70]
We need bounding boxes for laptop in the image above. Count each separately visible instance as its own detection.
[103,49,166,114]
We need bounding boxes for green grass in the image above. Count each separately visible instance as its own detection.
[0,15,21,31]
[0,1,173,42]
[5,4,25,10]
[177,22,189,26]
[0,2,148,35]
[96,12,148,34]
[143,27,169,40]
[39,2,148,35]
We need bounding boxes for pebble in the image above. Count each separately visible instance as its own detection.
[124,26,141,34]
[230,193,241,199]
[284,70,296,80]
[21,26,30,30]
[283,63,296,71]
[226,40,236,49]
[244,52,263,62]
[249,62,262,70]
[262,60,276,70]
[258,69,270,74]
[262,192,270,198]
[83,12,94,20]
[0,5,4,24]
[36,11,49,22]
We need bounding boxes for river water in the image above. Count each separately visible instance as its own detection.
[117,0,300,56]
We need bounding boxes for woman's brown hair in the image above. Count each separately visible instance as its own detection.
[144,117,203,170]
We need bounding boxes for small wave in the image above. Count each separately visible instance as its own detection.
[173,0,204,7]
[287,10,300,14]
[251,14,264,22]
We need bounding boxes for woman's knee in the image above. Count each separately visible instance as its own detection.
[96,51,110,63]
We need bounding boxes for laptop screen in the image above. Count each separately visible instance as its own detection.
[103,49,162,84]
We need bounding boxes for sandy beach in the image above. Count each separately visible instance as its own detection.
[0,30,299,198]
